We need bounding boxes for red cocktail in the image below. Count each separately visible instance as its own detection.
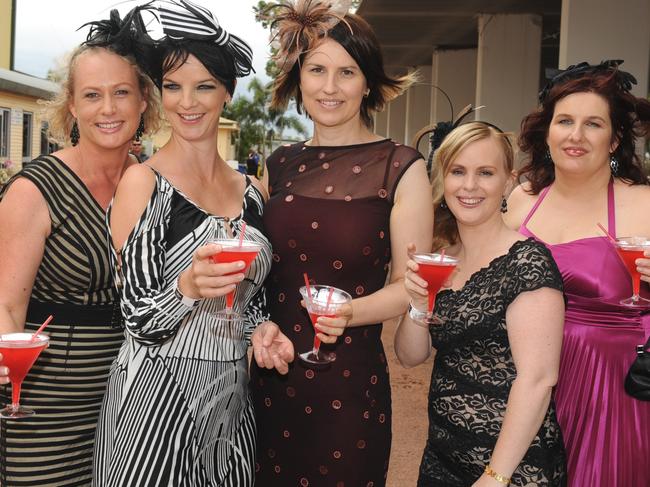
[0,332,49,419]
[411,252,459,324]
[208,238,262,320]
[614,237,650,306]
[299,285,352,365]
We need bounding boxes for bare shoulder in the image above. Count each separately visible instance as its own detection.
[395,159,431,198]
[110,164,157,249]
[0,177,50,234]
[504,182,538,230]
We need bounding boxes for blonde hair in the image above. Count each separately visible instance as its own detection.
[43,45,160,145]
[431,122,514,250]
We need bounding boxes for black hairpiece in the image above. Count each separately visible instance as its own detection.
[538,59,636,103]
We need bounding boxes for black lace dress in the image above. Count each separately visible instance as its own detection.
[418,239,567,487]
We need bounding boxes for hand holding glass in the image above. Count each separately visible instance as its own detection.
[299,285,352,365]
[208,238,262,320]
[410,252,458,324]
[0,332,49,419]
[614,236,650,306]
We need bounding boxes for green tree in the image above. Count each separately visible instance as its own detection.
[223,77,307,163]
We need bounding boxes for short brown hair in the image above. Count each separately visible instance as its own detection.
[270,13,416,128]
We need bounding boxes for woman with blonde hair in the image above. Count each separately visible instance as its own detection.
[396,122,567,486]
[0,7,159,486]
[250,1,433,485]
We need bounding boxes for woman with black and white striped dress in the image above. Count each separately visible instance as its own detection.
[92,3,293,485]
[0,8,159,486]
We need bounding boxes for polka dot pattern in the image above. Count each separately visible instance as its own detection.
[251,139,420,485]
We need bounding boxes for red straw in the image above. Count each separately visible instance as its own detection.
[303,272,313,305]
[31,315,53,341]
[325,287,335,309]
[596,223,617,244]
[440,248,446,262]
[238,221,247,247]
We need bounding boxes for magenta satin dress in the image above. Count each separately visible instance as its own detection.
[520,179,650,486]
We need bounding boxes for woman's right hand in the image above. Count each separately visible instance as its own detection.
[0,358,9,385]
[404,243,429,312]
[178,243,247,300]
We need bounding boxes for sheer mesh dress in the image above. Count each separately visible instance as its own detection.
[418,239,567,487]
[250,139,422,486]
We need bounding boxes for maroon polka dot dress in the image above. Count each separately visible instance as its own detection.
[250,139,422,487]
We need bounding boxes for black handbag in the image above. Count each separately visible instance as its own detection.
[624,334,650,401]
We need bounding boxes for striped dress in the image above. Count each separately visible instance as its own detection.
[0,155,124,486]
[92,170,271,486]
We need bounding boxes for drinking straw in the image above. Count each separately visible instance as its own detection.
[596,222,617,244]
[325,287,335,309]
[238,221,247,247]
[30,315,53,341]
[303,273,314,306]
[440,248,446,262]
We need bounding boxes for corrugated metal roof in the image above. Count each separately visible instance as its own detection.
[0,67,59,99]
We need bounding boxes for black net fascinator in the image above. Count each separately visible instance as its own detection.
[538,59,637,103]
[261,0,353,74]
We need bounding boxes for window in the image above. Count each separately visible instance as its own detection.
[0,108,9,158]
[22,112,33,162]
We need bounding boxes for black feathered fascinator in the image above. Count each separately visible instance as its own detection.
[538,59,636,103]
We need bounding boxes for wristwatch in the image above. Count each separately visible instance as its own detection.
[174,275,200,307]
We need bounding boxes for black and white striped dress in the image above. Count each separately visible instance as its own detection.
[92,170,271,486]
[0,155,124,486]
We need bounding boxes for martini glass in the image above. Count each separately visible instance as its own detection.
[614,236,650,306]
[208,238,262,321]
[0,332,49,419]
[410,252,459,324]
[299,285,352,365]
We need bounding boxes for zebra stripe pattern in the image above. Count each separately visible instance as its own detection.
[93,170,270,486]
[156,0,254,77]
[0,155,124,486]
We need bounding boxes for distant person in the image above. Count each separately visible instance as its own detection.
[129,139,146,162]
[246,148,260,176]
[0,7,159,486]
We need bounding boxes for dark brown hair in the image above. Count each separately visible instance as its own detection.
[518,70,650,194]
[270,13,416,127]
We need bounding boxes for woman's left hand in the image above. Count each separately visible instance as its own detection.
[471,473,507,487]
[313,303,353,344]
[251,321,294,374]
[638,249,650,284]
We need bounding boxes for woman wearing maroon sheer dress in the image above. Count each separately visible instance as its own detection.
[250,2,433,485]
[505,60,650,487]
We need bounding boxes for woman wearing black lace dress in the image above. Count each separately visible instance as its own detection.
[395,122,567,486]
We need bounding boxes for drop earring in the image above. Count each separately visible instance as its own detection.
[135,115,145,142]
[609,154,619,176]
[500,197,508,213]
[70,120,80,146]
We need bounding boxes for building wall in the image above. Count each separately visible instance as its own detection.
[0,91,48,168]
[0,0,13,70]
[151,122,239,161]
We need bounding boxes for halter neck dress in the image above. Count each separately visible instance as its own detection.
[519,179,650,486]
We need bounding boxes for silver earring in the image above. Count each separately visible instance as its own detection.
[545,149,553,163]
[500,197,508,213]
[610,154,619,176]
[440,199,447,209]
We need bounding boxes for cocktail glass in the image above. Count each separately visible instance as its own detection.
[614,236,650,306]
[0,332,49,419]
[299,285,352,365]
[208,238,262,321]
[410,252,459,324]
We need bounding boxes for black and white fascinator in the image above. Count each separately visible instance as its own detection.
[156,0,254,77]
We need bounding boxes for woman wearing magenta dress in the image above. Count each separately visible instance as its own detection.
[250,1,433,485]
[505,60,650,486]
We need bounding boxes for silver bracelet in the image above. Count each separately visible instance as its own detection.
[174,275,201,308]
[408,302,428,322]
